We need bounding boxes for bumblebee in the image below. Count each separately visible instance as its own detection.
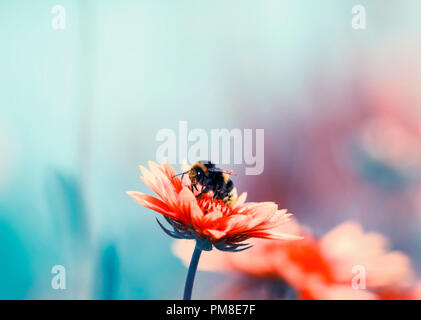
[173,161,237,204]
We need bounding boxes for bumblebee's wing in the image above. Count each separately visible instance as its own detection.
[207,167,237,176]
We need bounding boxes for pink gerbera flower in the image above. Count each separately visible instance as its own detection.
[127,159,300,299]
[127,160,299,251]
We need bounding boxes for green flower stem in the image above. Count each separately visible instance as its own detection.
[183,243,202,300]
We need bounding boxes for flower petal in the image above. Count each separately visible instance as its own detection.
[245,230,303,240]
[232,192,247,208]
[126,191,176,219]
[205,229,226,240]
[202,209,224,227]
[176,187,203,227]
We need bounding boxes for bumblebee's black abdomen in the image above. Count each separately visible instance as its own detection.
[225,179,234,192]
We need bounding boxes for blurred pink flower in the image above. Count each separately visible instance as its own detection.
[319,222,414,289]
[173,220,417,299]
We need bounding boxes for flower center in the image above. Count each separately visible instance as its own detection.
[196,196,233,216]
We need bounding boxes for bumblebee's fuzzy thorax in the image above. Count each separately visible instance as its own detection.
[191,162,208,174]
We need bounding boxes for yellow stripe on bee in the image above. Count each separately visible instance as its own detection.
[224,192,237,206]
[222,173,229,182]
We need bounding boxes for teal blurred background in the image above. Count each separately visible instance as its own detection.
[1,0,420,299]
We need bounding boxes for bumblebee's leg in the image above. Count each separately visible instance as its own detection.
[195,185,203,196]
[212,185,221,199]
[196,185,210,198]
